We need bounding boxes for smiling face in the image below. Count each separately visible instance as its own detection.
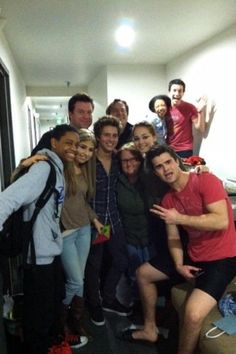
[152,152,180,184]
[154,99,168,118]
[120,149,141,179]
[51,131,80,163]
[169,84,185,107]
[76,139,95,165]
[109,101,128,129]
[133,126,156,154]
[97,125,119,153]
[69,101,93,129]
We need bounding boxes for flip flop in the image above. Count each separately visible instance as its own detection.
[122,324,167,338]
[117,329,157,344]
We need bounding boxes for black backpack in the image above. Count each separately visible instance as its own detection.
[0,160,56,266]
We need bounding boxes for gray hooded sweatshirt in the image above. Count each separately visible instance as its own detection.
[0,149,65,265]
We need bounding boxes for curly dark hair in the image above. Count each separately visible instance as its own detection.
[93,115,122,139]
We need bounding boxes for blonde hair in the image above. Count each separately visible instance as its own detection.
[79,128,96,146]
[78,129,96,200]
[65,129,97,199]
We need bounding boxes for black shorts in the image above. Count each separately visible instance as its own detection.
[149,250,185,285]
[149,255,236,301]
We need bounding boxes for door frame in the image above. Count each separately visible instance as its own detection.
[0,59,15,189]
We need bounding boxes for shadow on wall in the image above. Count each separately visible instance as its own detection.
[193,99,216,155]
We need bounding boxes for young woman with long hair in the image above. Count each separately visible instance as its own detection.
[60,129,103,345]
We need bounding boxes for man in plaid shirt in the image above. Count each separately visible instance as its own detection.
[85,116,130,326]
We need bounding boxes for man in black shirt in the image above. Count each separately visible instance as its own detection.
[106,99,133,150]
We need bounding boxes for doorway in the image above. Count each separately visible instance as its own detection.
[0,59,15,190]
[0,59,18,297]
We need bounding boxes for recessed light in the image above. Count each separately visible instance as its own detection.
[36,105,60,110]
[115,24,135,48]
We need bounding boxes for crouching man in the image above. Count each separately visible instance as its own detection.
[122,144,236,354]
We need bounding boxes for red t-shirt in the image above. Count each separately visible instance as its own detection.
[161,173,236,261]
[167,100,198,152]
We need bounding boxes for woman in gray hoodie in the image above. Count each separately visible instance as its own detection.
[0,124,79,354]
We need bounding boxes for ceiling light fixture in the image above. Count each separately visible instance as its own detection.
[36,104,59,110]
[115,24,135,48]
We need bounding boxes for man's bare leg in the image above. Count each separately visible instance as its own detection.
[178,289,217,354]
[131,262,169,342]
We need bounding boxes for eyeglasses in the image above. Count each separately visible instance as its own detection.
[120,157,138,164]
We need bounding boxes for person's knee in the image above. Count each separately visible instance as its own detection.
[136,263,151,285]
[183,307,204,328]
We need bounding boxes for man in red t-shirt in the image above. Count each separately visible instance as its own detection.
[167,79,206,158]
[120,145,236,354]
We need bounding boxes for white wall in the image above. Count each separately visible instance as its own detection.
[88,67,107,123]
[0,31,29,165]
[2,21,236,182]
[107,64,166,124]
[88,64,166,126]
[166,24,236,180]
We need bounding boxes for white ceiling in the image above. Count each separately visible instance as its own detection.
[1,0,236,120]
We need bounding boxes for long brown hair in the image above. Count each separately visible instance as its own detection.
[132,121,156,138]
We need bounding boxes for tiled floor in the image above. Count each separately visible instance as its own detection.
[4,276,179,354]
[5,302,179,354]
[73,301,179,354]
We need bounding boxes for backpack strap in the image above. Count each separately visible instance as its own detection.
[23,160,57,267]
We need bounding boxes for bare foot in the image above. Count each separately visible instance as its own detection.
[132,328,158,343]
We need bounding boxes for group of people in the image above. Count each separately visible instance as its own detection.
[0,78,235,354]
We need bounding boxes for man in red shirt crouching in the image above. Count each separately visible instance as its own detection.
[121,144,236,354]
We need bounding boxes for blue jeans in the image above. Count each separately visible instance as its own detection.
[61,224,91,304]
